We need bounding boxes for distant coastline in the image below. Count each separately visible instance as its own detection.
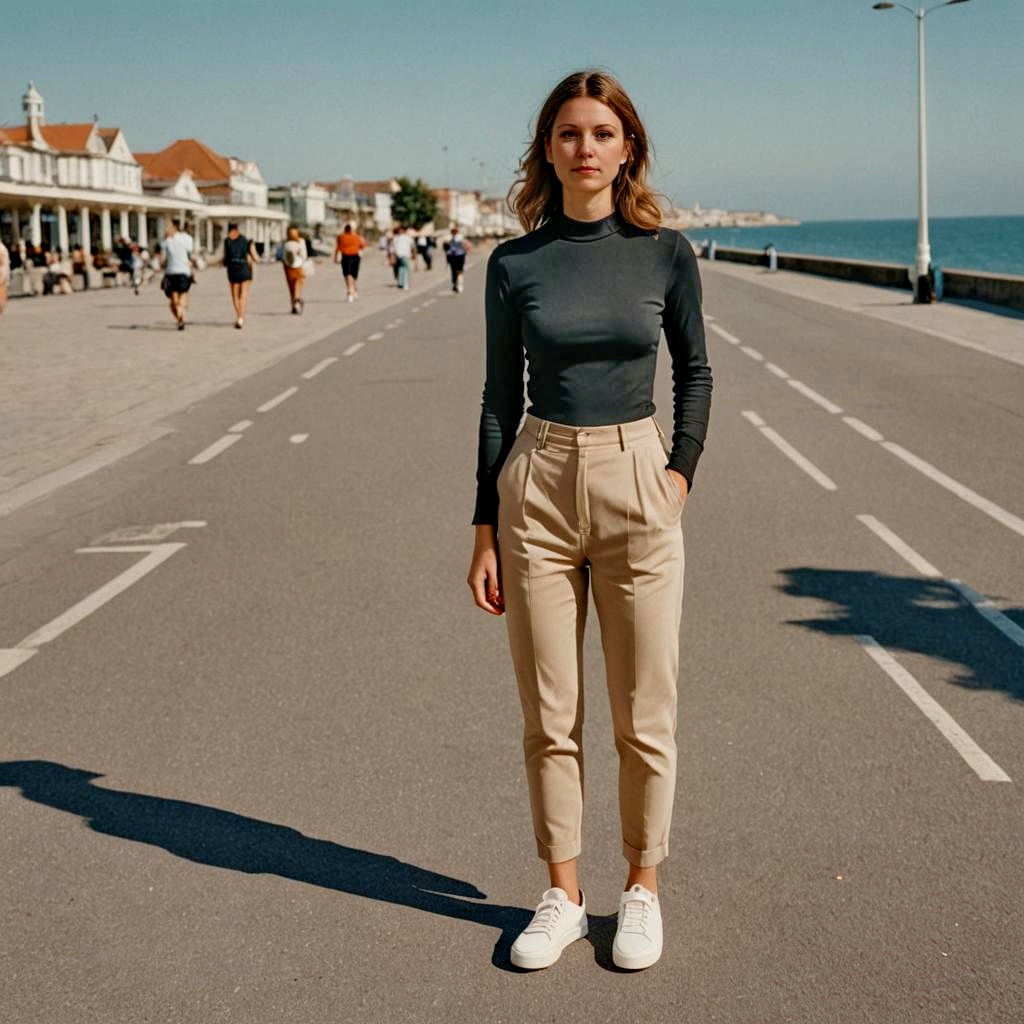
[662,202,799,230]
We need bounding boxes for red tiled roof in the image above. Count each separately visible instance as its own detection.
[135,138,231,182]
[0,122,94,151]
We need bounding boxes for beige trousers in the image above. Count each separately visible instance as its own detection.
[496,412,685,867]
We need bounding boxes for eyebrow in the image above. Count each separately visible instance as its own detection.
[555,123,618,130]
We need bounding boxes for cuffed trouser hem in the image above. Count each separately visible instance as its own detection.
[623,839,669,867]
[536,836,582,863]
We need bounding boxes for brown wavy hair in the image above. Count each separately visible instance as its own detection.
[508,69,664,234]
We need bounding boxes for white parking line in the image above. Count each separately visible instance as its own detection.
[228,420,253,433]
[368,332,384,341]
[302,357,338,379]
[857,514,1024,651]
[740,346,764,362]
[881,442,1024,539]
[710,324,742,345]
[856,635,1011,782]
[344,342,365,356]
[743,411,837,490]
[765,362,790,379]
[843,416,884,442]
[290,434,309,445]
[189,434,242,465]
[787,379,843,415]
[258,387,299,413]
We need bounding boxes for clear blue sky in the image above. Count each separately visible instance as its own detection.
[3,0,1021,221]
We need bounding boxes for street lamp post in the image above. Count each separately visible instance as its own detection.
[872,0,971,303]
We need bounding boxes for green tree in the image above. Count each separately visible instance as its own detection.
[391,177,438,229]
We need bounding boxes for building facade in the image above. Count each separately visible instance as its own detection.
[0,83,287,257]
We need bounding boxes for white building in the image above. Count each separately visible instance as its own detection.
[0,83,287,257]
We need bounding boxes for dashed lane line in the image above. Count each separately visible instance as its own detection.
[257,387,299,413]
[290,434,309,445]
[368,332,384,341]
[858,514,1024,652]
[228,419,253,433]
[344,342,365,356]
[189,434,243,465]
[302,357,338,379]
[856,635,1011,782]
[742,411,838,491]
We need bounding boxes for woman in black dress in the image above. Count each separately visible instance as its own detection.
[223,223,258,329]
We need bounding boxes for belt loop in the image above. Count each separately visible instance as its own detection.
[617,423,627,451]
[652,416,666,441]
[535,420,549,450]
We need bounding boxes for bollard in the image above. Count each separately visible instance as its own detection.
[764,243,777,273]
[707,239,716,261]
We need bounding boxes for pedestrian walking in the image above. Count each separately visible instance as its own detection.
[416,230,435,270]
[444,224,470,292]
[392,225,413,289]
[222,223,258,328]
[334,222,367,302]
[0,238,9,314]
[281,225,307,314]
[466,69,713,972]
[159,219,195,330]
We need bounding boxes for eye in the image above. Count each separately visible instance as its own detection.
[596,131,613,140]
[559,130,578,139]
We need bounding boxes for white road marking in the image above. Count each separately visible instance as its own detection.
[740,346,764,361]
[704,315,716,322]
[228,419,253,433]
[189,434,242,464]
[857,515,941,577]
[302,357,338,379]
[344,342,365,356]
[947,579,1024,651]
[18,543,187,652]
[857,514,1024,651]
[881,442,1024,539]
[765,362,790,379]
[710,324,742,345]
[743,411,837,490]
[0,649,38,677]
[856,635,1011,782]
[394,318,404,324]
[368,332,384,341]
[92,521,206,544]
[385,323,397,330]
[787,379,843,414]
[290,434,309,445]
[843,416,884,442]
[257,387,299,413]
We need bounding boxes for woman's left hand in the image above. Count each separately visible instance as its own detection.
[666,468,689,505]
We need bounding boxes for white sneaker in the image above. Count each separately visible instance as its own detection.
[457,280,464,293]
[347,293,354,303]
[612,884,663,970]
[510,887,588,969]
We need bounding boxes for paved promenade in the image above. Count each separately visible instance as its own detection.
[1,249,1022,1021]
[0,248,468,514]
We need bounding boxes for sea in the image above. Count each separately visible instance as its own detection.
[683,215,1024,278]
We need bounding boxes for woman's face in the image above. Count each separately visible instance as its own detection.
[544,96,629,204]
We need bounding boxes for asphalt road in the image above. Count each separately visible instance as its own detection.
[1,258,1022,1022]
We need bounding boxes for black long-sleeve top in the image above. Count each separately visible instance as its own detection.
[472,208,713,526]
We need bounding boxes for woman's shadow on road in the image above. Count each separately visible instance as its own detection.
[0,760,535,970]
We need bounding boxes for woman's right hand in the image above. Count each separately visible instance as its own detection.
[467,525,505,615]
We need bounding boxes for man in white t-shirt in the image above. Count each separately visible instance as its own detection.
[392,225,414,290]
[160,219,195,330]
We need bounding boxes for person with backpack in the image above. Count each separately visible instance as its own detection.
[222,223,258,328]
[281,225,307,314]
[444,224,471,293]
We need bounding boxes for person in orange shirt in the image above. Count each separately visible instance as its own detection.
[334,222,368,302]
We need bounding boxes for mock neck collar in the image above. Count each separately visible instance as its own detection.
[552,208,625,241]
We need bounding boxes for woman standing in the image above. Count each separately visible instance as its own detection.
[335,222,367,302]
[281,225,307,314]
[223,223,258,328]
[0,238,10,314]
[466,70,713,971]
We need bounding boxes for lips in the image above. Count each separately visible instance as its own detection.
[573,167,598,174]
